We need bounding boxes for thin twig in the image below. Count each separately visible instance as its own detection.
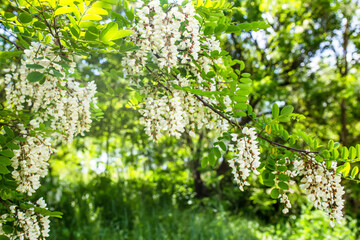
[145,56,317,156]
[257,134,319,154]
[193,94,239,128]
[144,65,173,95]
[0,34,24,50]
[0,123,10,127]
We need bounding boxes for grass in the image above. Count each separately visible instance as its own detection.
[39,176,358,240]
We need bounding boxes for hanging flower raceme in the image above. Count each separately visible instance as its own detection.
[3,42,98,196]
[0,198,50,240]
[263,154,344,225]
[4,42,98,143]
[228,127,261,191]
[298,157,345,227]
[11,125,53,195]
[122,0,231,140]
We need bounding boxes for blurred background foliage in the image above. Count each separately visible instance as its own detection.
[2,0,360,239]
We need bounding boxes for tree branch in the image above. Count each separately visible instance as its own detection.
[144,65,173,95]
[257,134,319,154]
[145,53,318,156]
[0,34,24,50]
[193,94,240,128]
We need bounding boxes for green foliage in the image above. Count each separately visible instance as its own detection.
[1,0,360,237]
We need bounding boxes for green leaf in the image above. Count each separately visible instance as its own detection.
[14,137,26,142]
[336,162,350,176]
[280,105,294,116]
[239,61,245,71]
[0,156,11,166]
[0,235,10,240]
[19,12,32,24]
[1,225,13,234]
[315,156,323,162]
[262,170,275,180]
[208,152,215,166]
[277,166,287,172]
[3,126,14,138]
[100,23,132,42]
[0,150,14,158]
[278,116,290,122]
[70,26,80,38]
[217,142,226,151]
[86,7,108,15]
[351,166,359,179]
[100,0,118,4]
[54,6,73,16]
[82,14,102,21]
[6,143,20,150]
[27,72,45,82]
[321,150,330,159]
[272,103,279,118]
[93,2,113,9]
[357,144,360,159]
[278,174,290,181]
[278,182,289,190]
[203,26,214,35]
[26,64,44,69]
[270,188,279,199]
[212,147,221,159]
[214,24,225,34]
[264,179,275,187]
[48,211,63,218]
[201,157,208,168]
[341,147,349,159]
[113,29,133,40]
[0,164,9,174]
[34,21,47,29]
[240,78,252,84]
[4,12,16,20]
[331,149,339,159]
[49,69,63,78]
[125,8,134,22]
[349,146,356,160]
[85,26,99,41]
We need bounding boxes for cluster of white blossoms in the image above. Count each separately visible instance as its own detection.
[1,40,98,238]
[3,42,97,195]
[11,124,53,195]
[298,157,345,227]
[4,42,97,143]
[122,0,230,140]
[0,198,50,240]
[266,155,344,226]
[228,127,261,191]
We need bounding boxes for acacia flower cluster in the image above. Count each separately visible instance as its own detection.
[267,155,344,226]
[228,127,261,191]
[2,40,98,238]
[298,157,345,227]
[0,198,50,240]
[5,42,97,143]
[122,0,230,140]
[11,126,53,195]
[4,42,97,195]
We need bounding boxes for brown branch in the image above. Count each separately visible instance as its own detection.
[193,94,240,128]
[144,65,173,95]
[145,51,318,156]
[257,134,319,154]
[0,123,10,127]
[0,34,24,50]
